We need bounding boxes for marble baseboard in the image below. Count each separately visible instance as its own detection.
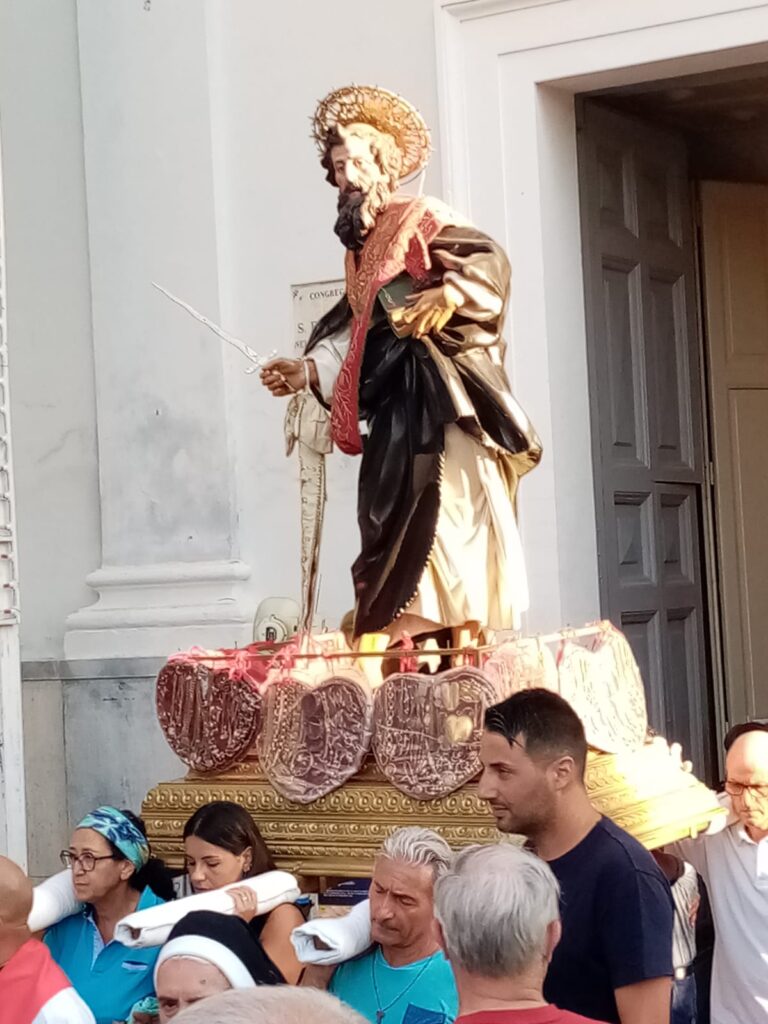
[22,656,184,877]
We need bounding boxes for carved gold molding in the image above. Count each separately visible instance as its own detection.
[143,749,723,879]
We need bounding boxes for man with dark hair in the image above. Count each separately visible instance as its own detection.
[668,721,768,1023]
[479,689,673,1024]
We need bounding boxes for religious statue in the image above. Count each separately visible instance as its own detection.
[261,86,541,643]
[145,92,722,876]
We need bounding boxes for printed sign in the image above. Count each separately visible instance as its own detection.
[291,279,345,352]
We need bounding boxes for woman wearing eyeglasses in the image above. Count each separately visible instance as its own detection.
[44,806,173,1024]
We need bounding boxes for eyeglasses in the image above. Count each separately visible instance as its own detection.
[724,781,768,799]
[60,850,119,872]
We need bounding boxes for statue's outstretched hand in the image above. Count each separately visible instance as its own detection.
[261,357,315,397]
[393,283,463,339]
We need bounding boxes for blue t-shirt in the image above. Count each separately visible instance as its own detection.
[543,817,674,1023]
[44,886,165,1024]
[330,946,458,1024]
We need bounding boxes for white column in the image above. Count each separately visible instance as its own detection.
[64,1,254,659]
[0,139,27,866]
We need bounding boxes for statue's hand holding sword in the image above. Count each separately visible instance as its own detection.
[260,357,319,398]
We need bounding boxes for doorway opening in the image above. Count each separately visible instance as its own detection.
[576,65,768,782]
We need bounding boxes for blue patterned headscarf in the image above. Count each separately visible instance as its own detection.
[77,805,150,870]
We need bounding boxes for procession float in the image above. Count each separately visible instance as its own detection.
[141,85,723,885]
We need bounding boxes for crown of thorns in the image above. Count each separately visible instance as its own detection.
[312,85,432,181]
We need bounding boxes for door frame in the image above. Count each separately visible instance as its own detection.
[434,0,768,751]
[0,127,28,866]
[692,188,728,777]
[695,182,768,740]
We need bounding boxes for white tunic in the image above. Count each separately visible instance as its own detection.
[311,326,529,634]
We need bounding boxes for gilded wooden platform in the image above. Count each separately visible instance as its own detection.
[143,745,723,881]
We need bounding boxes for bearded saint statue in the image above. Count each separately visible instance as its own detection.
[261,86,541,644]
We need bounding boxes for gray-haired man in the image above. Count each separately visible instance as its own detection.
[326,826,459,1024]
[433,844,606,1024]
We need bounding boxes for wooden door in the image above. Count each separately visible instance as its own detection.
[578,101,714,774]
[700,182,768,725]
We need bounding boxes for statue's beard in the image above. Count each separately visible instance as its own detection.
[334,182,392,251]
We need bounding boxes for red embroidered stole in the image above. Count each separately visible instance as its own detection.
[331,196,456,455]
[0,939,73,1024]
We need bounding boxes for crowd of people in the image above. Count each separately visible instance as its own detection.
[0,689,765,1024]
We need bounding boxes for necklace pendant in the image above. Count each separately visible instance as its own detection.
[376,1013,385,1024]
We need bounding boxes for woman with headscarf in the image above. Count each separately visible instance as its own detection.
[44,806,173,1024]
[154,910,281,1021]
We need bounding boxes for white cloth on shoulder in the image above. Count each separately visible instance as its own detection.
[28,871,81,933]
[115,870,300,948]
[290,898,372,964]
[33,986,96,1024]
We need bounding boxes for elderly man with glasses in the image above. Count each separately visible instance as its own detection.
[669,721,768,1024]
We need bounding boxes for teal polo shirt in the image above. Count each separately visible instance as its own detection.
[44,886,165,1024]
[330,946,458,1024]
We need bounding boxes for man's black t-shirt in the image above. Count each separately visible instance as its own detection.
[543,817,674,1023]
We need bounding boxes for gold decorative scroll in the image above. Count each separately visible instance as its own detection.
[143,743,723,882]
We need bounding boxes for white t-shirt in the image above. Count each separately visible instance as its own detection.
[32,986,95,1024]
[671,820,768,1023]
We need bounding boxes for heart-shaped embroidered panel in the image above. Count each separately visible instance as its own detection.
[156,654,263,773]
[372,667,500,800]
[557,627,648,753]
[483,638,559,700]
[258,670,373,804]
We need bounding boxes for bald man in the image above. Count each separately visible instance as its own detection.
[670,723,768,1024]
[0,856,94,1024]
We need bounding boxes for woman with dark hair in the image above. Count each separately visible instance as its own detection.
[182,801,304,984]
[44,806,173,1024]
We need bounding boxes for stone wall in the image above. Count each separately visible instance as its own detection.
[22,657,184,879]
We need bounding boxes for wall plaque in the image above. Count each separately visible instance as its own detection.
[291,279,345,353]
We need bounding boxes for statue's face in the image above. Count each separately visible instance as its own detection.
[330,133,385,196]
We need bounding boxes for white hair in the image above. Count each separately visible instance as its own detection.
[434,843,560,977]
[174,986,367,1024]
[378,826,452,880]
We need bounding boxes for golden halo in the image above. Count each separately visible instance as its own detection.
[312,84,432,181]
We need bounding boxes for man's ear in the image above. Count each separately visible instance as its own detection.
[550,755,577,791]
[544,919,561,964]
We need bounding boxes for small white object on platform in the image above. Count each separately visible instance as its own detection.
[290,898,372,964]
[115,871,300,948]
[29,870,81,932]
